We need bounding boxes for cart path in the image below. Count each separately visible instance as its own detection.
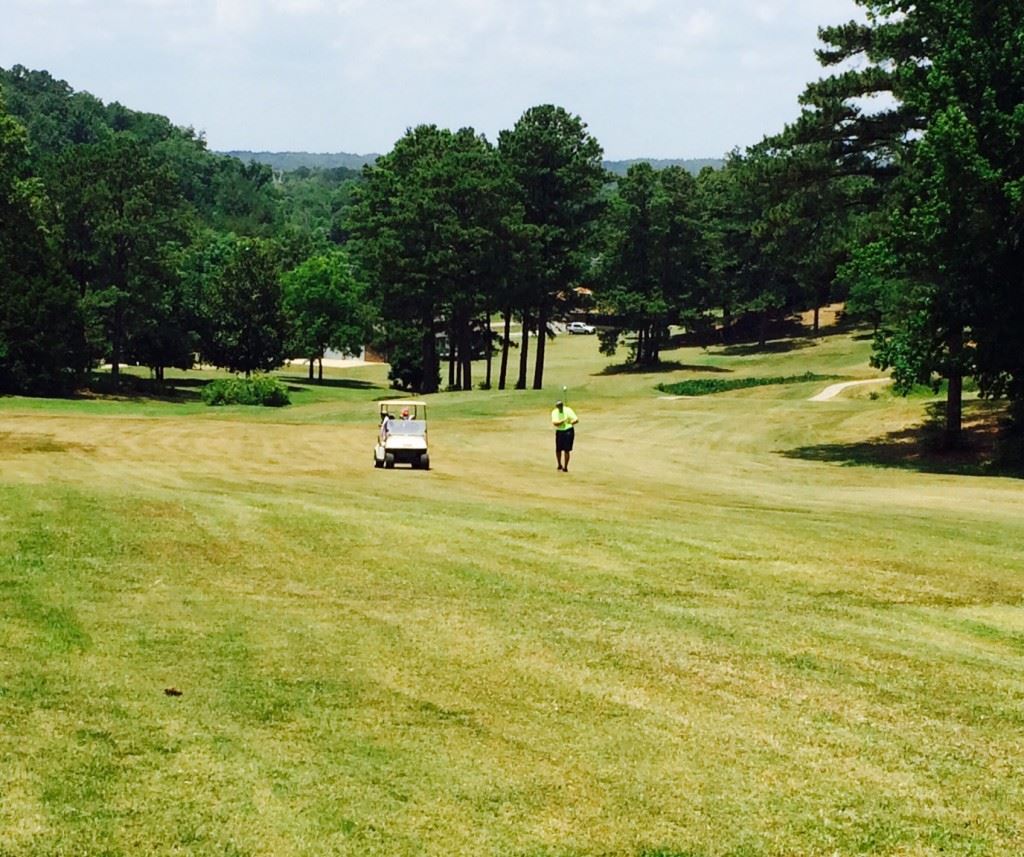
[809,378,891,402]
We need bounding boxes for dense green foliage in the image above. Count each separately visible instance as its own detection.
[200,375,291,407]
[0,92,80,393]
[598,163,706,364]
[777,1,1024,443]
[201,238,287,376]
[276,166,362,244]
[347,124,521,393]
[0,66,359,389]
[498,105,606,390]
[657,372,838,397]
[283,249,371,380]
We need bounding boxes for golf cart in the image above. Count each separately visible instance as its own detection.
[374,400,430,470]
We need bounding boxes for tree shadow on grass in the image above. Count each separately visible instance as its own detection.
[156,378,208,388]
[278,376,381,391]
[709,338,818,357]
[596,360,733,376]
[780,401,1024,478]
[78,374,203,402]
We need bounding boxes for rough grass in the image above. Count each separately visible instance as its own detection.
[1,331,1023,856]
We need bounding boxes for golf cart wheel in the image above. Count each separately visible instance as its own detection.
[374,456,383,468]
[419,453,430,470]
[385,453,395,469]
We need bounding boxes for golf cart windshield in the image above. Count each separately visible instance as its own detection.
[386,419,425,436]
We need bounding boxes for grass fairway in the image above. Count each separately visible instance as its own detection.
[2,331,1023,856]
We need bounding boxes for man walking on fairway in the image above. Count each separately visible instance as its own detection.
[551,399,578,472]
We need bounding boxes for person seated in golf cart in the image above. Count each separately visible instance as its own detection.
[385,416,426,436]
[374,400,430,469]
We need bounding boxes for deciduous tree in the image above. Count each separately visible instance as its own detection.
[50,134,188,380]
[283,249,371,380]
[0,95,80,392]
[201,238,286,376]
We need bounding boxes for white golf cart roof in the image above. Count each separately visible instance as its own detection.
[378,400,427,409]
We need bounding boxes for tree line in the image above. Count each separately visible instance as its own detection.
[0,65,369,391]
[2,1,1023,444]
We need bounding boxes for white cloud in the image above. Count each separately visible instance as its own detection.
[271,0,325,12]
[214,0,258,30]
[753,3,780,23]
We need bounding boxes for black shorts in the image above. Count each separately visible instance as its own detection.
[555,427,575,452]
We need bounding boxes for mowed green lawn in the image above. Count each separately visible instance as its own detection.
[1,331,1023,857]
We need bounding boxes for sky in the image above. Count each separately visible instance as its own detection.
[2,0,866,160]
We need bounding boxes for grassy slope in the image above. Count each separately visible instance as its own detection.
[1,332,1022,857]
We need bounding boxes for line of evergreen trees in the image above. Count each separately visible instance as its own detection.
[2,0,1023,446]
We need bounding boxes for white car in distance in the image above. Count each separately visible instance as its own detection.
[566,321,596,334]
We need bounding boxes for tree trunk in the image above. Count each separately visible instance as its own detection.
[461,318,473,390]
[110,301,122,382]
[721,302,731,344]
[946,370,963,446]
[484,314,493,389]
[813,305,820,333]
[532,305,548,390]
[461,340,472,391]
[516,311,531,390]
[308,358,315,381]
[420,322,439,394]
[499,307,512,390]
[636,327,645,365]
[318,358,323,381]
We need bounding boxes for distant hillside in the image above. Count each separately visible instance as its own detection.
[603,158,723,176]
[222,151,380,171]
[223,151,724,175]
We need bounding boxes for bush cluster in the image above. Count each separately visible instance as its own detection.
[201,376,291,407]
[657,372,837,397]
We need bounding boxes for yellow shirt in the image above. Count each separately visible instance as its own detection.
[551,405,577,431]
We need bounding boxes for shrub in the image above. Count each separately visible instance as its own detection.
[201,375,291,407]
[656,372,838,397]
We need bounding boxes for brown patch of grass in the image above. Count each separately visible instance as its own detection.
[0,432,93,456]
